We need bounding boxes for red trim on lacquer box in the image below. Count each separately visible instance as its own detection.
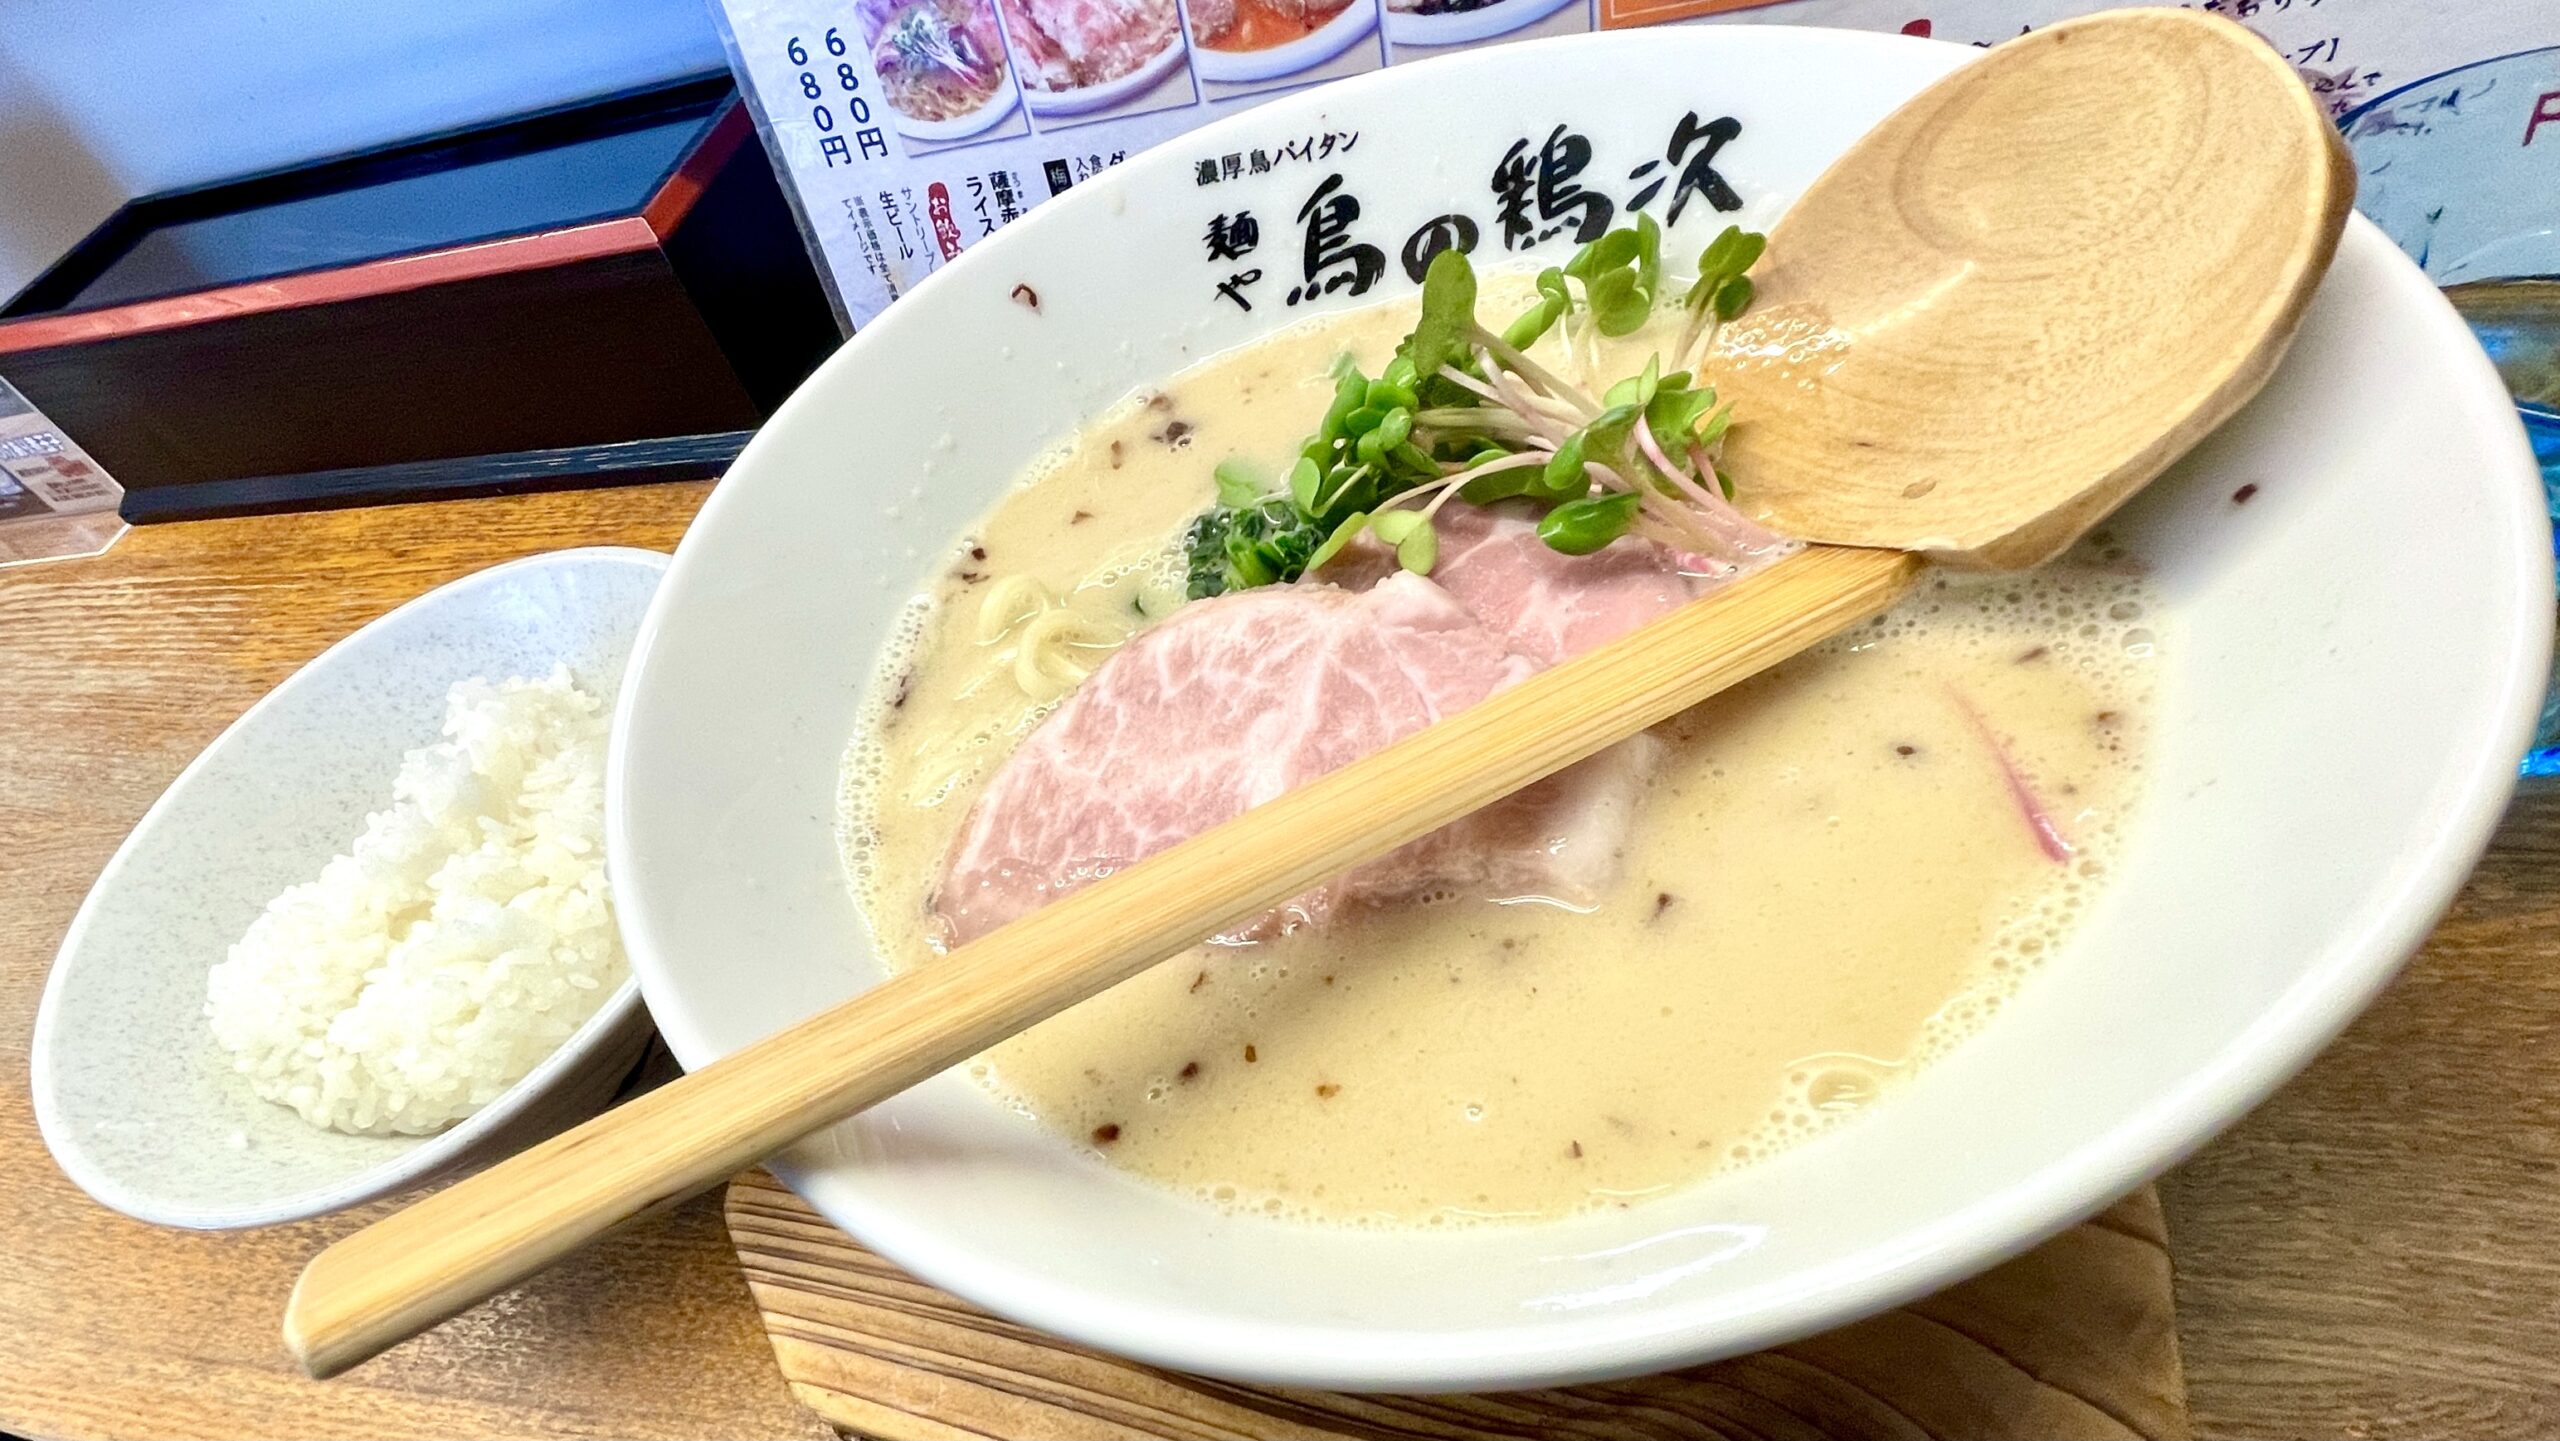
[644,102,753,238]
[0,221,660,356]
[0,98,756,358]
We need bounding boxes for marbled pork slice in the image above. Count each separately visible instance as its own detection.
[1324,500,1719,664]
[933,507,1716,946]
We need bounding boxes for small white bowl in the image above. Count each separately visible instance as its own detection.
[31,547,666,1230]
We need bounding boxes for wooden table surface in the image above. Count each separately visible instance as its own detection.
[1,484,2552,1440]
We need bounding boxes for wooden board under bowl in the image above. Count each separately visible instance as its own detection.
[725,1170,2189,1440]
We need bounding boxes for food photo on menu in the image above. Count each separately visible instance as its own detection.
[995,0,1199,124]
[1184,0,1384,99]
[856,0,1031,148]
[4,2,2559,1439]
[1380,0,1591,54]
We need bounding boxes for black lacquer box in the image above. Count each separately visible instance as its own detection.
[0,75,839,523]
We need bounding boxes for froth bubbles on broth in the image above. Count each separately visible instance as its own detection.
[840,230,2158,1227]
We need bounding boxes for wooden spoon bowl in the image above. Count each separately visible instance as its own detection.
[1720,8,2353,569]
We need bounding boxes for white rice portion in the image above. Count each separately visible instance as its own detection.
[205,667,626,1136]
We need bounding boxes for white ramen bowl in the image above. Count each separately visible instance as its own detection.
[611,27,2552,1391]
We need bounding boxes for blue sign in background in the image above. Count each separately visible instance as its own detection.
[2344,48,2560,770]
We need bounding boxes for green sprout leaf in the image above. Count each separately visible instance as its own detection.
[1214,459,1264,508]
[1645,384,1718,447]
[1397,248,1479,383]
[1306,511,1372,573]
[1461,465,1537,504]
[1635,212,1662,308]
[1457,447,1534,503]
[1397,518,1438,573]
[1500,305,1555,352]
[1586,269,1649,337]
[1390,440,1440,479]
[1322,463,1379,518]
[1502,266,1572,351]
[1699,225,1764,280]
[1686,226,1768,316]
[1288,456,1323,514]
[1537,432,1589,501]
[1564,221,1660,336]
[1537,492,1640,555]
[1367,510,1420,544]
[1713,274,1754,323]
[1564,229,1639,282]
[1601,355,1662,411]
[1368,509,1439,572]
[1366,375,1417,412]
[1319,374,1365,443]
[1584,400,1641,461]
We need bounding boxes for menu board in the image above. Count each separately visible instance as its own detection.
[706,0,2556,331]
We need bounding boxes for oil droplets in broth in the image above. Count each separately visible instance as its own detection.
[839,285,2160,1229]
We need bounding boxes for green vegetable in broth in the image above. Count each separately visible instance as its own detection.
[1184,496,1321,600]
[1182,218,1770,597]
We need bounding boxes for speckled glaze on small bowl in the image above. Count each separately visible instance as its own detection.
[30,547,666,1230]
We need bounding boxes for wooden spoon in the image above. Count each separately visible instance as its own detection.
[283,7,2348,1379]
[1721,7,2352,568]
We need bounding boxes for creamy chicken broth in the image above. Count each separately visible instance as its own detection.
[841,285,2157,1225]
